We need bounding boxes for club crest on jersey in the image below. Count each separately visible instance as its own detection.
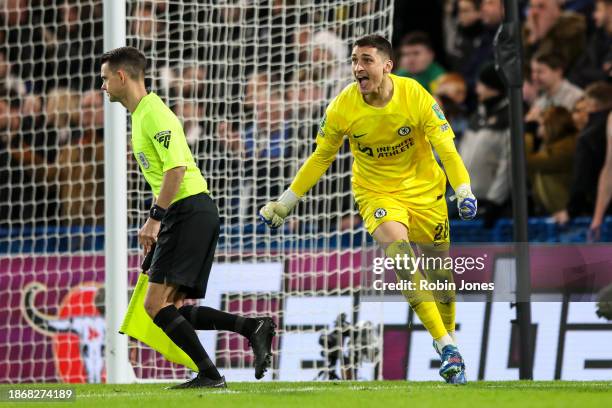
[397,126,411,136]
[432,103,446,120]
[374,208,387,219]
[154,130,171,148]
[137,152,150,169]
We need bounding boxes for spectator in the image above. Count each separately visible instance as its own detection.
[244,72,274,112]
[217,73,294,220]
[128,2,163,57]
[244,85,290,160]
[454,0,504,88]
[526,106,577,217]
[524,0,587,71]
[459,64,511,226]
[434,72,469,139]
[44,0,103,91]
[216,72,273,155]
[311,30,351,98]
[480,0,504,28]
[7,90,104,226]
[445,1,486,80]
[0,48,25,95]
[395,31,445,93]
[568,0,612,87]
[590,111,612,240]
[294,29,350,99]
[344,0,382,39]
[257,0,299,76]
[564,81,612,220]
[522,75,539,106]
[286,68,326,122]
[52,90,105,226]
[0,89,32,226]
[171,64,206,100]
[526,52,584,122]
[44,87,81,147]
[173,99,205,149]
[572,97,590,132]
[0,0,48,92]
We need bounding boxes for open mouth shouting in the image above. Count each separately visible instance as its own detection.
[356,74,369,91]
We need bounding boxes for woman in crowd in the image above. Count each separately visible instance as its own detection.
[526,106,578,219]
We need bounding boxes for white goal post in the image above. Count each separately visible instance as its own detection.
[0,0,393,384]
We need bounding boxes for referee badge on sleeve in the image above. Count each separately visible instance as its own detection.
[432,103,446,120]
[137,152,150,169]
[154,130,172,148]
[374,208,387,219]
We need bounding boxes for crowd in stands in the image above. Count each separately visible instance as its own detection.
[0,0,610,241]
[426,0,611,237]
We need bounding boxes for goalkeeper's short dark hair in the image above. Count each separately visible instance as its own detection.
[353,35,393,60]
[101,46,146,80]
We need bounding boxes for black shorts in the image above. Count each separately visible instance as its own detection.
[149,193,219,299]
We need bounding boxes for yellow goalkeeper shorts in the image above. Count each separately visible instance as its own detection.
[354,187,450,246]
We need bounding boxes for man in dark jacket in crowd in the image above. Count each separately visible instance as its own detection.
[458,64,511,226]
[523,0,587,72]
[568,0,612,87]
[563,82,612,220]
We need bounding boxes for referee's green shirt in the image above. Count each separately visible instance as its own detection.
[131,92,208,203]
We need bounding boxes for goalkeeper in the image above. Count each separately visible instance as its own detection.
[260,35,477,384]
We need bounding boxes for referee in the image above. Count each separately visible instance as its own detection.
[100,47,275,389]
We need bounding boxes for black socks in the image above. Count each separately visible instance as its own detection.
[178,305,258,338]
[153,304,221,380]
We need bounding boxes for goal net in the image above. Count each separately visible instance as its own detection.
[0,0,393,383]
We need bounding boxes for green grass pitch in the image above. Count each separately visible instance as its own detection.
[2,381,611,407]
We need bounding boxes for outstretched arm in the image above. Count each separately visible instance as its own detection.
[260,106,345,228]
[422,86,476,220]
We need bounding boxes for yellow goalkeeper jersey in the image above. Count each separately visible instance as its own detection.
[289,74,470,208]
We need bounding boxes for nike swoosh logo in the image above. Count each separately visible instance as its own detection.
[254,320,264,334]
[353,133,367,139]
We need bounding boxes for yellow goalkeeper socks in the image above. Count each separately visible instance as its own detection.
[413,301,449,340]
[436,300,456,333]
[385,240,448,341]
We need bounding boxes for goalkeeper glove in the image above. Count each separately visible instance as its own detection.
[259,189,299,229]
[453,184,478,220]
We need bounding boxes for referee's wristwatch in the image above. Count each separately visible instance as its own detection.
[149,204,167,221]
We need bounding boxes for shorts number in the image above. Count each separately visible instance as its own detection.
[433,219,449,241]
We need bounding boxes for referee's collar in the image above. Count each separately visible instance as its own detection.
[133,92,157,116]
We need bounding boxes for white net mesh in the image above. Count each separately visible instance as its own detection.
[126,0,393,382]
[0,0,106,384]
[0,0,392,383]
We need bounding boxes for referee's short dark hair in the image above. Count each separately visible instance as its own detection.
[353,35,393,60]
[101,46,146,80]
